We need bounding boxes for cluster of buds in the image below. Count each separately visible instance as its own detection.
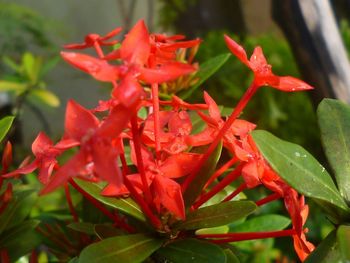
[4,20,315,261]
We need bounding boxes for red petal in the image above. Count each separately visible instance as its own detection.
[161,153,201,178]
[120,20,150,65]
[1,141,12,174]
[152,174,185,219]
[249,46,269,71]
[40,150,87,195]
[161,39,202,52]
[230,119,256,137]
[241,160,262,188]
[61,51,119,82]
[168,111,192,135]
[224,35,250,67]
[100,27,122,41]
[112,73,144,107]
[92,140,123,186]
[38,158,57,184]
[203,92,221,122]
[63,43,90,49]
[32,132,53,156]
[2,160,38,178]
[139,62,195,84]
[65,100,99,141]
[273,76,314,92]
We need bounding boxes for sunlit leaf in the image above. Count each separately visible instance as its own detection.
[30,89,60,107]
[318,99,350,202]
[0,81,27,93]
[252,130,349,213]
[0,116,14,143]
[337,225,350,262]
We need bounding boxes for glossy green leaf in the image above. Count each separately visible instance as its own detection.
[68,257,79,263]
[0,188,37,235]
[78,233,163,263]
[181,53,231,99]
[68,222,96,235]
[176,201,256,230]
[252,130,349,212]
[230,214,291,232]
[229,214,291,250]
[318,99,350,202]
[337,225,350,262]
[0,81,27,93]
[0,219,41,262]
[195,225,229,235]
[184,141,222,207]
[0,116,14,143]
[305,230,341,263]
[157,238,226,263]
[30,89,60,107]
[74,179,146,222]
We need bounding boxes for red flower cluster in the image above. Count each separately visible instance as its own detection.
[3,20,314,261]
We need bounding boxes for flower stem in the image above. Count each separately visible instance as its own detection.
[130,115,152,204]
[182,82,259,193]
[204,157,238,189]
[192,164,243,209]
[151,83,161,160]
[256,192,281,206]
[94,42,104,58]
[64,183,79,222]
[222,183,247,202]
[197,229,296,243]
[69,179,134,233]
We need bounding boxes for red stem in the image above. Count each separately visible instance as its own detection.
[204,157,238,189]
[94,42,104,58]
[29,250,38,263]
[256,192,281,206]
[182,82,259,193]
[222,183,247,202]
[151,83,161,160]
[192,164,243,209]
[121,168,162,229]
[0,249,10,263]
[64,183,79,222]
[130,115,153,204]
[69,179,134,233]
[197,229,296,243]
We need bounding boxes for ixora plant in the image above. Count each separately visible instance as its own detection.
[1,19,350,262]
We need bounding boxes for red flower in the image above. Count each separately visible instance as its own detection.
[3,132,62,184]
[63,27,122,50]
[224,35,314,92]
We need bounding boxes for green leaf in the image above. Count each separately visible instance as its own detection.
[0,81,27,93]
[318,99,350,203]
[74,179,146,222]
[0,219,41,262]
[2,56,21,73]
[94,224,125,239]
[252,130,349,212]
[40,55,60,78]
[305,230,341,263]
[181,53,231,100]
[337,225,350,262]
[157,238,226,263]
[68,222,96,235]
[22,52,41,83]
[228,214,291,250]
[0,116,14,143]
[78,233,163,263]
[30,89,60,107]
[224,249,240,263]
[184,141,222,207]
[175,201,256,230]
[230,214,291,232]
[0,188,37,235]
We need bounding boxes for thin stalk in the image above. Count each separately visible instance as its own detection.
[69,179,134,233]
[64,184,79,222]
[94,42,104,59]
[256,192,281,206]
[182,82,259,193]
[130,115,153,204]
[151,83,161,160]
[192,164,243,209]
[121,167,162,229]
[222,183,247,202]
[197,229,296,243]
[204,157,238,189]
[0,249,10,263]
